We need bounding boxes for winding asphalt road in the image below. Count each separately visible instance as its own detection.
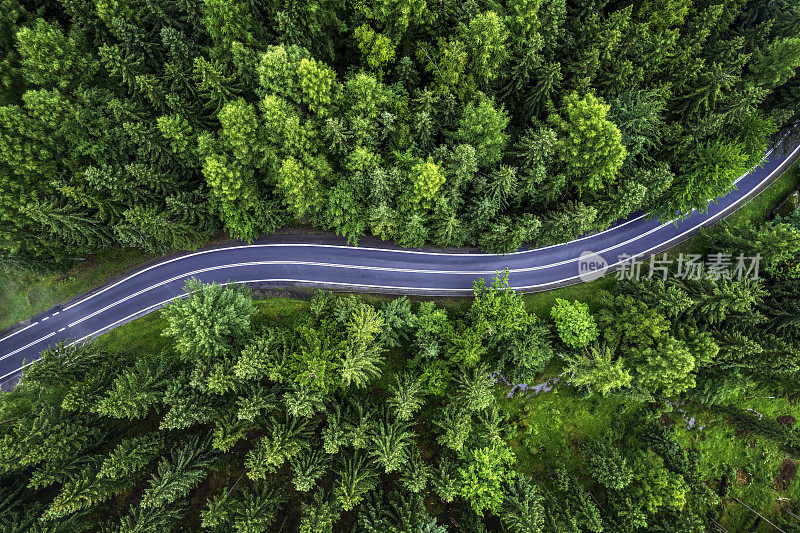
[1,138,800,388]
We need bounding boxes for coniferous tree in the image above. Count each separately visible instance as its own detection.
[387,372,425,421]
[139,435,217,509]
[501,475,546,533]
[299,489,340,533]
[369,411,413,474]
[290,448,330,492]
[333,451,377,512]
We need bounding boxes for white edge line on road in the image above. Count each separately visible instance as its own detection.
[0,360,36,382]
[0,332,56,362]
[59,148,778,314]
[2,143,797,373]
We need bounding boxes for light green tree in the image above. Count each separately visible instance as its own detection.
[354,24,396,70]
[161,279,255,364]
[561,345,632,396]
[550,298,599,348]
[459,442,517,514]
[334,452,377,512]
[409,157,446,208]
[456,95,510,167]
[550,92,627,192]
[387,372,425,421]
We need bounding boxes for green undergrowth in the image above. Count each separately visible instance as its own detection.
[90,312,170,356]
[0,248,155,330]
[673,388,800,532]
[496,381,630,477]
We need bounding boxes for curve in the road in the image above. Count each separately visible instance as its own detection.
[2,137,800,387]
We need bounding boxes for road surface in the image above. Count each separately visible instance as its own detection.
[1,139,799,388]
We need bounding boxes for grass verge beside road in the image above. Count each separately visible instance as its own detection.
[0,249,155,330]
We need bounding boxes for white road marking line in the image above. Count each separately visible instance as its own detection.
[0,321,39,342]
[0,332,56,362]
[2,142,797,373]
[0,360,36,381]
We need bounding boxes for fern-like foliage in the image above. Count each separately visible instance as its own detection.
[139,435,217,509]
[290,448,330,492]
[387,372,425,421]
[42,462,130,521]
[333,451,377,512]
[299,489,340,533]
[245,416,315,480]
[201,479,288,532]
[105,502,188,533]
[212,412,252,452]
[94,354,173,419]
[98,433,164,481]
[368,410,413,474]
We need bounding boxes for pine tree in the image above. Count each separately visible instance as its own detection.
[212,412,251,452]
[380,296,416,347]
[98,434,164,482]
[322,402,349,455]
[22,200,112,253]
[299,489,340,533]
[398,212,429,248]
[236,383,279,422]
[193,55,238,113]
[95,354,172,420]
[230,480,288,532]
[108,502,188,533]
[584,439,633,490]
[431,456,460,503]
[113,205,200,253]
[42,463,126,521]
[387,372,425,421]
[139,435,217,509]
[161,278,255,363]
[447,326,488,367]
[369,411,413,474]
[434,401,472,452]
[456,363,495,412]
[345,400,377,450]
[283,384,326,418]
[400,445,432,493]
[159,371,220,430]
[340,343,383,389]
[458,442,517,515]
[201,479,288,533]
[333,451,377,512]
[290,448,330,492]
[501,475,545,533]
[560,345,632,397]
[347,303,385,346]
[245,416,315,480]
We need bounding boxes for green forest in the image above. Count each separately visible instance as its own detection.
[2,0,800,531]
[2,230,800,531]
[1,0,800,261]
